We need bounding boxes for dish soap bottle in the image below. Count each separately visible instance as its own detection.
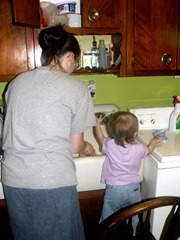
[98,39,106,69]
[169,96,180,132]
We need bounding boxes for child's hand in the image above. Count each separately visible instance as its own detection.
[154,136,164,143]
[96,115,102,125]
[149,136,164,145]
[147,136,164,155]
[93,115,105,146]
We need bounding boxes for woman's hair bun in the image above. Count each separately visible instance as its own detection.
[39,24,67,50]
[38,24,80,66]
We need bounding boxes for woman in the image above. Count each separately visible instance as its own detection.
[2,24,96,240]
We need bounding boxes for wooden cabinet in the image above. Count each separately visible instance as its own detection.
[82,0,123,29]
[11,0,40,27]
[0,200,13,240]
[2,0,126,80]
[75,0,126,76]
[0,0,36,82]
[1,0,180,81]
[78,189,104,240]
[126,0,180,76]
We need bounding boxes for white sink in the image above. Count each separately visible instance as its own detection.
[74,104,119,192]
[74,104,143,192]
[75,155,106,191]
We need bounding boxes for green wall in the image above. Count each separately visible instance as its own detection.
[0,75,180,110]
[77,75,180,110]
[0,82,6,107]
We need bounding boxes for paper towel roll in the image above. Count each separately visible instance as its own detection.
[67,14,81,27]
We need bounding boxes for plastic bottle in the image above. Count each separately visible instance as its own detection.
[98,40,106,69]
[109,43,115,67]
[91,36,99,69]
[169,96,180,132]
[105,48,110,69]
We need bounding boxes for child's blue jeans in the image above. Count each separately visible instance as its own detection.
[99,183,141,235]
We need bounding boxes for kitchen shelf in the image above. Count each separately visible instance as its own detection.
[73,68,120,75]
[65,28,122,36]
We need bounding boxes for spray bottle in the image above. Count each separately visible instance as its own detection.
[169,96,180,132]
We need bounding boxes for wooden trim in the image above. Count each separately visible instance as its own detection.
[126,0,135,76]
[78,189,105,200]
[0,199,6,207]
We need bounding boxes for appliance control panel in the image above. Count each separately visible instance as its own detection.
[128,107,173,130]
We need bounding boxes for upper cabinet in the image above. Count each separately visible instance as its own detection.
[126,0,180,76]
[2,0,179,81]
[82,0,123,29]
[11,0,40,27]
[0,0,35,82]
[66,0,127,76]
[0,0,126,81]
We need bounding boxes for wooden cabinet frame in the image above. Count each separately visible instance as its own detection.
[11,0,40,27]
[126,0,180,76]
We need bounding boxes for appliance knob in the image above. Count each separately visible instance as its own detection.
[151,119,155,124]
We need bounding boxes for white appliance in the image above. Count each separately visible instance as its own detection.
[129,107,180,239]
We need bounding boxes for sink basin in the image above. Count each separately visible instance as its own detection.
[73,104,143,192]
[74,104,119,192]
[75,155,106,192]
[74,122,107,192]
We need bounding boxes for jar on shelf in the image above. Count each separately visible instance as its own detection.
[82,51,92,69]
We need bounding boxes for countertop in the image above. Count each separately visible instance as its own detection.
[137,129,180,164]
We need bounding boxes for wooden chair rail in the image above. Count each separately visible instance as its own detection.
[97,196,180,240]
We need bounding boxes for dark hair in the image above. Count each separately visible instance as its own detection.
[107,111,139,147]
[38,24,80,66]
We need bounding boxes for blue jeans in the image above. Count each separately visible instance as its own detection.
[99,183,141,235]
[3,185,85,240]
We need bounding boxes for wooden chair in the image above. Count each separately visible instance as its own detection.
[97,196,180,240]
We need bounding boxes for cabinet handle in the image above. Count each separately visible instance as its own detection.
[161,53,172,65]
[88,9,99,22]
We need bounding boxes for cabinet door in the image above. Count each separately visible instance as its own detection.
[0,200,14,239]
[78,189,104,239]
[11,0,40,27]
[178,13,180,70]
[0,0,35,82]
[127,0,180,76]
[82,0,123,29]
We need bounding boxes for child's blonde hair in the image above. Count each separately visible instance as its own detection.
[107,111,139,147]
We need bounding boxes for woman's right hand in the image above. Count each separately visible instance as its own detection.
[81,141,96,157]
